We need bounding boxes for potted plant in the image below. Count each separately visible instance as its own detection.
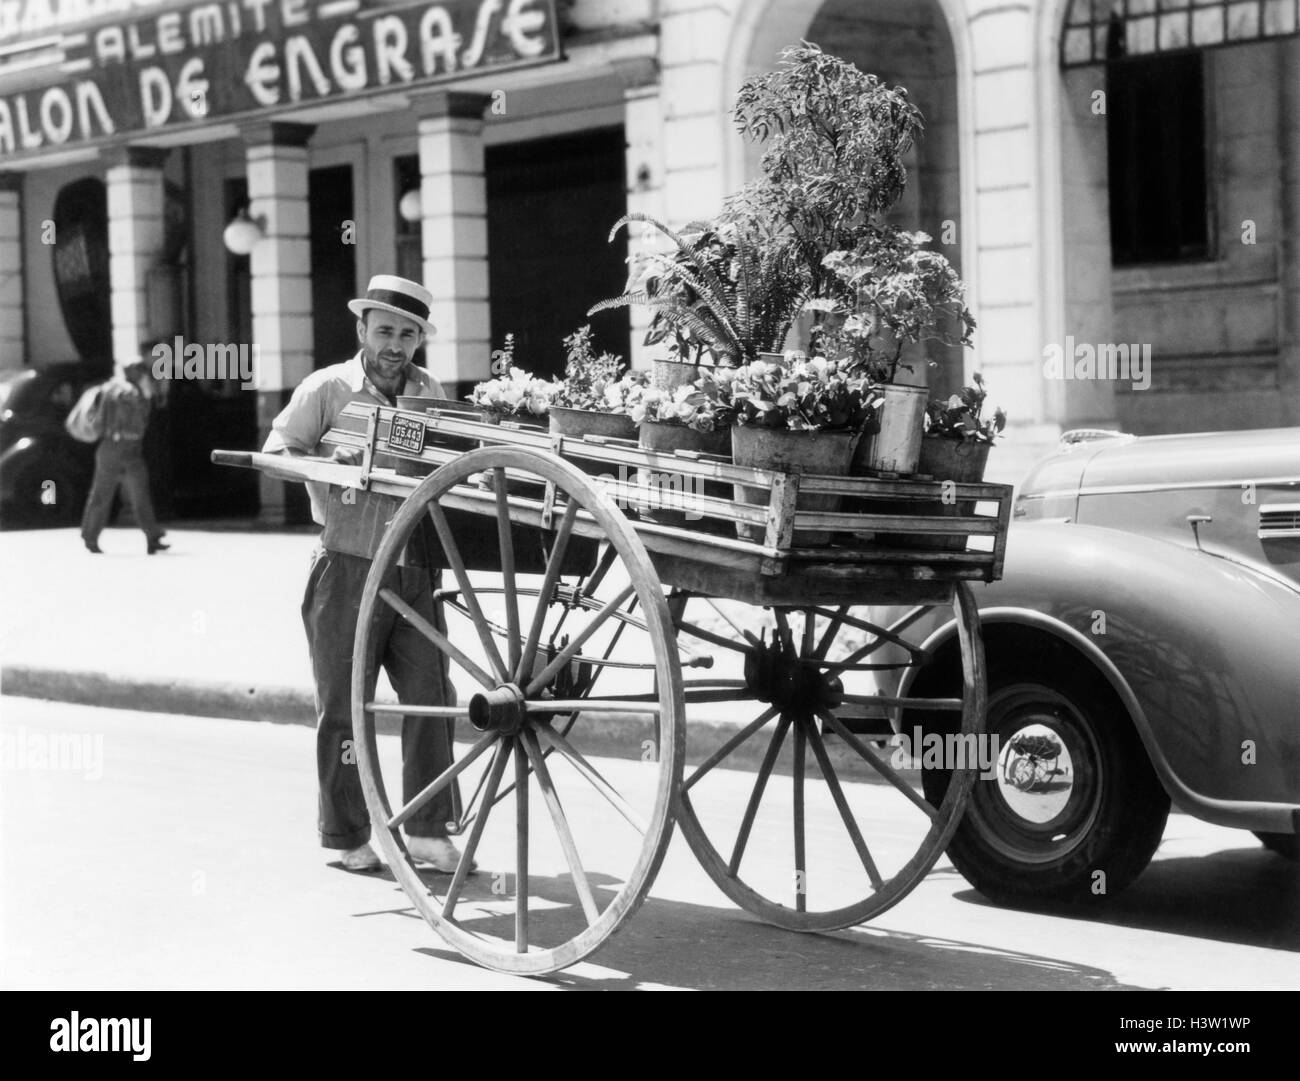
[816,230,976,475]
[918,372,1005,483]
[629,383,732,527]
[467,335,554,427]
[589,213,809,370]
[891,374,1005,552]
[548,325,645,443]
[725,43,975,475]
[715,355,878,545]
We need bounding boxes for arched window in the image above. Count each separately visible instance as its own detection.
[1063,0,1299,68]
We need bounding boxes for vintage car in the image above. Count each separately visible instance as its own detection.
[888,427,1300,904]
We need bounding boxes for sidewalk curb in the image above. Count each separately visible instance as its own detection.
[1,664,908,782]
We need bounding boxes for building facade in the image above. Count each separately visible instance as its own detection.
[1,0,1297,517]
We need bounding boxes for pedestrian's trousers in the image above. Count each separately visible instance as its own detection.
[80,439,161,543]
[301,546,457,849]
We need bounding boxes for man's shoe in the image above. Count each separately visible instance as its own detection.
[407,836,477,874]
[146,536,169,555]
[83,539,102,554]
[338,843,383,873]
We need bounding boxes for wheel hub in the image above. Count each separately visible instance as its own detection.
[743,632,843,714]
[468,683,527,734]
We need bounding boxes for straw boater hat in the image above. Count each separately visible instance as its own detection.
[348,274,436,335]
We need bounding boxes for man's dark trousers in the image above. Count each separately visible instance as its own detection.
[80,439,161,544]
[302,546,456,849]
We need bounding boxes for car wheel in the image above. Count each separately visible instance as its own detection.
[917,664,1170,904]
[1253,831,1300,861]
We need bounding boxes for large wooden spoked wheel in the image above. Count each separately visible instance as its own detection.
[351,446,684,975]
[673,584,985,932]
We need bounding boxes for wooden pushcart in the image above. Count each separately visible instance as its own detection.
[215,401,1012,975]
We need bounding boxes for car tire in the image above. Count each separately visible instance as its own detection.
[916,661,1170,905]
[1253,831,1300,861]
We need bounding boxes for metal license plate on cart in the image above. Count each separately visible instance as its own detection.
[388,413,426,455]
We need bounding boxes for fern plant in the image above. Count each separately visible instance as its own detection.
[588,211,808,367]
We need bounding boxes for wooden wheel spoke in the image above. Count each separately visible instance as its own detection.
[840,693,963,711]
[773,609,796,656]
[813,606,848,662]
[701,596,759,645]
[364,703,467,717]
[674,618,755,655]
[805,720,883,889]
[793,719,806,913]
[683,705,780,792]
[514,739,529,953]
[579,541,619,599]
[801,608,817,655]
[535,726,646,835]
[525,699,657,715]
[524,584,636,696]
[522,729,601,928]
[819,710,939,822]
[830,606,930,665]
[728,714,792,876]
[516,500,579,684]
[493,469,522,676]
[378,588,494,689]
[388,731,498,830]
[442,739,511,920]
[427,504,509,683]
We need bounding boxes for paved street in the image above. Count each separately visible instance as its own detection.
[3,696,1296,990]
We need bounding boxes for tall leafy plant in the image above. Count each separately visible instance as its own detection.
[588,212,807,366]
[729,41,924,303]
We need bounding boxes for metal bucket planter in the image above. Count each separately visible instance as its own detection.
[636,419,730,527]
[731,425,860,547]
[853,383,927,476]
[549,406,637,478]
[894,435,992,551]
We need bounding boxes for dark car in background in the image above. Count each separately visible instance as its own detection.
[0,360,111,528]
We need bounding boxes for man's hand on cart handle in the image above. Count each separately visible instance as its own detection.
[257,444,363,481]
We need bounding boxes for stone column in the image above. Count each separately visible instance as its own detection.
[659,1,729,226]
[244,121,315,524]
[105,147,168,369]
[1279,37,1300,425]
[411,91,489,396]
[967,3,1058,483]
[0,172,22,375]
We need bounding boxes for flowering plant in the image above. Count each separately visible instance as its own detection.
[468,338,556,417]
[629,383,729,433]
[713,354,878,431]
[551,325,641,412]
[924,373,1006,443]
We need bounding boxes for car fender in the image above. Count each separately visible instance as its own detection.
[897,520,1300,834]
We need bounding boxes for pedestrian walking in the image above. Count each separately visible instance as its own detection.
[79,355,168,555]
[263,275,470,875]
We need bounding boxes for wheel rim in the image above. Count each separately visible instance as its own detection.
[674,583,985,932]
[351,446,684,975]
[973,685,1102,866]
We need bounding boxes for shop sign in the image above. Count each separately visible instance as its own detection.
[0,0,561,161]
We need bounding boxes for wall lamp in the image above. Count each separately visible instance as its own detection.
[223,203,264,255]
